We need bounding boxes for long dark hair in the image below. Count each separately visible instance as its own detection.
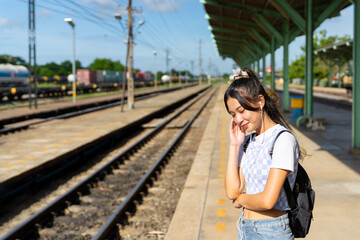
[224,67,291,130]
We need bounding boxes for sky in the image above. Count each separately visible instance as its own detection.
[0,0,355,76]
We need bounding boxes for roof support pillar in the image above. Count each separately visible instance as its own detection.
[271,36,276,91]
[283,20,290,111]
[337,61,342,88]
[328,63,334,88]
[263,54,267,87]
[257,57,260,77]
[305,0,314,117]
[352,0,360,150]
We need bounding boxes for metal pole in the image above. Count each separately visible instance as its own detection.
[352,0,360,150]
[199,39,202,86]
[305,0,314,116]
[263,54,267,87]
[283,20,290,111]
[154,51,157,88]
[32,0,38,109]
[271,36,275,91]
[337,61,342,88]
[328,63,333,88]
[72,25,76,103]
[28,0,33,109]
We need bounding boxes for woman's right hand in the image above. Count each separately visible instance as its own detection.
[229,118,246,146]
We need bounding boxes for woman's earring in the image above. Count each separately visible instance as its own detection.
[259,102,262,110]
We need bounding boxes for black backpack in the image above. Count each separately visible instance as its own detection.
[243,130,315,238]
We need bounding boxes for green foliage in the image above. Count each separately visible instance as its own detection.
[156,71,163,81]
[0,54,27,65]
[289,55,305,81]
[288,30,351,83]
[37,60,82,76]
[88,58,124,71]
[223,73,230,81]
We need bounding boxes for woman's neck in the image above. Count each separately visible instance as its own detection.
[256,114,277,135]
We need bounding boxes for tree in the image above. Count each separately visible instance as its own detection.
[88,58,124,71]
[0,55,27,65]
[223,73,230,81]
[288,30,351,82]
[289,55,305,81]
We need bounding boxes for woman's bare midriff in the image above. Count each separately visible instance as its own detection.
[243,208,287,219]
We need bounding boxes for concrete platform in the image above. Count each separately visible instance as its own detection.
[0,85,207,192]
[166,84,360,240]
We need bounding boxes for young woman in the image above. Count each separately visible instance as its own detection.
[224,67,300,239]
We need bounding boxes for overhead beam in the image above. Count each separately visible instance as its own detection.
[269,0,306,32]
[209,26,252,37]
[205,13,260,29]
[200,0,284,18]
[253,14,283,43]
[313,0,348,29]
[214,35,259,55]
[248,28,270,50]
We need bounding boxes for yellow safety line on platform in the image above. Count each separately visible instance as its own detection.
[217,209,226,217]
[216,222,226,232]
[216,108,228,234]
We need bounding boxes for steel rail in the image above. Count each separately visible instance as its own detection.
[0,93,159,135]
[0,84,197,134]
[0,86,214,240]
[92,86,218,240]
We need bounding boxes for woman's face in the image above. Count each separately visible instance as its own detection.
[227,97,262,134]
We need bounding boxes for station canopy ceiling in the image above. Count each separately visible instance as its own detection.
[314,39,353,64]
[200,0,352,67]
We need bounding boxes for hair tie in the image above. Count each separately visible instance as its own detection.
[233,67,249,80]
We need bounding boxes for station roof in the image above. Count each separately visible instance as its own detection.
[200,0,352,67]
[314,39,353,63]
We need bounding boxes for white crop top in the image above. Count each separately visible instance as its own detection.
[239,124,299,211]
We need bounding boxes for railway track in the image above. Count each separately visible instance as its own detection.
[0,86,217,240]
[0,84,196,134]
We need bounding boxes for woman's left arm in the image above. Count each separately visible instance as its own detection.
[234,168,290,210]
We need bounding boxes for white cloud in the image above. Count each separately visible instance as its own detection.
[0,18,9,27]
[141,0,180,12]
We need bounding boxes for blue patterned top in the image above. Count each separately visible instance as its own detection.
[240,124,299,211]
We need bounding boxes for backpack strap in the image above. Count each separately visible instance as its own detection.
[269,129,298,210]
[284,178,297,210]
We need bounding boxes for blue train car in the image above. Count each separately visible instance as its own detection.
[0,64,29,87]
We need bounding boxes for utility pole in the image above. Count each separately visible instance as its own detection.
[126,0,134,109]
[208,58,211,85]
[199,39,202,86]
[166,48,170,74]
[28,0,38,109]
[117,0,142,110]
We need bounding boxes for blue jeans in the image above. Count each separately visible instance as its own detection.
[237,209,294,240]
